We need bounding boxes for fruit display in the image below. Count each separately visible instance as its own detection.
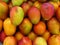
[0,0,60,45]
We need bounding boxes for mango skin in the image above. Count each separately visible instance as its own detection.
[0,19,3,32]
[28,7,40,24]
[0,2,8,20]
[48,35,60,45]
[28,1,33,6]
[47,18,60,35]
[41,3,54,20]
[10,6,24,26]
[0,31,6,42]
[22,3,31,16]
[49,1,59,10]
[18,37,32,45]
[19,18,32,35]
[0,0,9,3]
[34,21,46,35]
[33,37,47,45]
[3,36,17,45]
[56,7,60,21]
[3,18,16,36]
[33,1,41,9]
[28,32,37,41]
[42,31,51,41]
[50,0,59,3]
[12,0,24,6]
[15,32,23,41]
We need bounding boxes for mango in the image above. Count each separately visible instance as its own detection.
[28,6,40,24]
[3,18,16,36]
[47,18,60,34]
[10,6,24,26]
[19,18,32,35]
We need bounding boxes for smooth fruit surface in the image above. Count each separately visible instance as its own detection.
[1,0,9,3]
[56,7,60,21]
[28,6,40,24]
[4,18,16,35]
[28,32,37,41]
[18,37,32,45]
[50,0,59,3]
[3,36,17,45]
[33,1,41,9]
[47,18,60,34]
[42,31,51,40]
[12,0,24,6]
[0,31,6,42]
[19,18,32,35]
[0,2,8,20]
[49,2,59,10]
[41,3,54,20]
[0,19,3,32]
[34,21,46,35]
[15,32,23,41]
[22,3,31,15]
[48,35,60,45]
[33,37,47,45]
[10,6,24,26]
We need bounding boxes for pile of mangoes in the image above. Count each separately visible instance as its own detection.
[0,0,60,45]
